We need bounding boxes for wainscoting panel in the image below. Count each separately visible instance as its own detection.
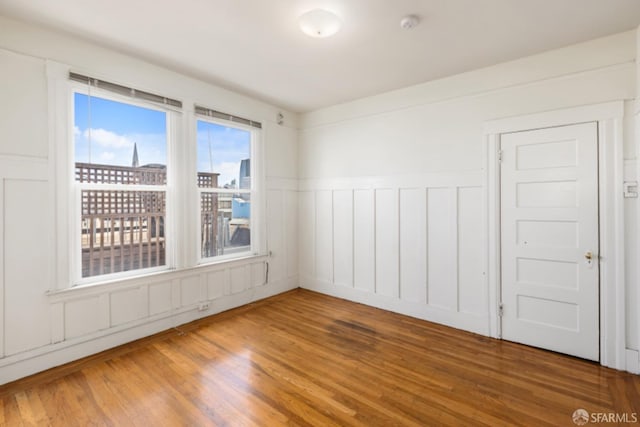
[149,280,173,316]
[353,190,375,293]
[267,189,285,283]
[315,190,334,284]
[375,189,399,298]
[110,287,147,327]
[427,187,457,311]
[299,171,488,335]
[64,297,102,340]
[285,191,299,279]
[0,170,299,385]
[180,275,202,307]
[333,190,354,288]
[457,186,486,315]
[299,191,315,279]
[399,188,427,304]
[230,265,249,294]
[4,178,52,355]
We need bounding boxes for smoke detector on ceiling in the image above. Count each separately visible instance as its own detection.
[400,15,420,30]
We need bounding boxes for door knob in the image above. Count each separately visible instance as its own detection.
[584,250,595,269]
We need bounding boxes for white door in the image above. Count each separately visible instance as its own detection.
[500,122,599,361]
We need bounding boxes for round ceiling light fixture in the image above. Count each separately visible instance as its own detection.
[400,14,420,30]
[299,9,342,38]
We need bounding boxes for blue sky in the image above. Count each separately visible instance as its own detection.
[74,93,167,167]
[196,120,250,188]
[74,93,251,187]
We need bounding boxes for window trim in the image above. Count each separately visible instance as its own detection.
[69,84,176,286]
[47,62,266,292]
[194,116,264,265]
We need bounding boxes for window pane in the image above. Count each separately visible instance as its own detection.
[201,192,251,258]
[81,189,166,277]
[74,93,167,185]
[196,121,251,189]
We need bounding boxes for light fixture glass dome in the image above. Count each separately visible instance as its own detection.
[298,9,342,38]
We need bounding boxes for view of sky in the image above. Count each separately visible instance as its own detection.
[196,120,251,188]
[74,93,167,167]
[74,93,251,188]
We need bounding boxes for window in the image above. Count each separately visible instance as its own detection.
[57,70,264,288]
[196,118,257,261]
[73,90,171,281]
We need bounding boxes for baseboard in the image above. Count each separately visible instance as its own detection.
[626,349,640,374]
[0,278,297,385]
[301,277,490,336]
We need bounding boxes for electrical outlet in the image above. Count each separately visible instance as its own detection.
[198,302,210,311]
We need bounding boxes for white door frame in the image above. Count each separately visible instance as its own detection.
[484,101,626,370]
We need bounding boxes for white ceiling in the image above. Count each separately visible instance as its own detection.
[1,0,639,112]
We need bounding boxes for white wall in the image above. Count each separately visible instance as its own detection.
[298,31,639,368]
[0,16,298,384]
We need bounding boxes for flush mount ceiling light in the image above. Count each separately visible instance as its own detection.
[400,14,420,30]
[299,9,342,38]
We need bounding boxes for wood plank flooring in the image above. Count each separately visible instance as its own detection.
[1,289,639,426]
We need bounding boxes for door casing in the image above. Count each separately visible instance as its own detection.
[484,101,626,370]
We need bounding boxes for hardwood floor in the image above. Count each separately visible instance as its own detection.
[1,289,639,426]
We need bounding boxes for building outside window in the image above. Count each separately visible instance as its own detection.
[196,118,256,261]
[63,73,264,287]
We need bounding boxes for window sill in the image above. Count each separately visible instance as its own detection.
[47,254,269,303]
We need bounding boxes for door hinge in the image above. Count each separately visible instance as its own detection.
[624,181,638,198]
[497,150,503,162]
[498,303,504,317]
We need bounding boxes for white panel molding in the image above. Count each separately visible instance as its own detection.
[298,191,316,280]
[315,190,334,284]
[399,188,427,303]
[353,189,375,293]
[333,190,354,288]
[375,188,399,298]
[0,163,50,355]
[299,170,482,192]
[266,189,284,283]
[50,303,64,344]
[98,293,110,331]
[0,155,48,180]
[485,100,627,371]
[426,187,457,311]
[457,187,486,315]
[47,255,269,302]
[300,173,485,338]
[149,281,172,317]
[0,272,296,385]
[284,191,299,279]
[451,187,460,312]
[206,270,226,300]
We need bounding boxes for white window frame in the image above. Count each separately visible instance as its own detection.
[47,64,183,287]
[47,62,266,292]
[70,85,178,285]
[194,116,265,265]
